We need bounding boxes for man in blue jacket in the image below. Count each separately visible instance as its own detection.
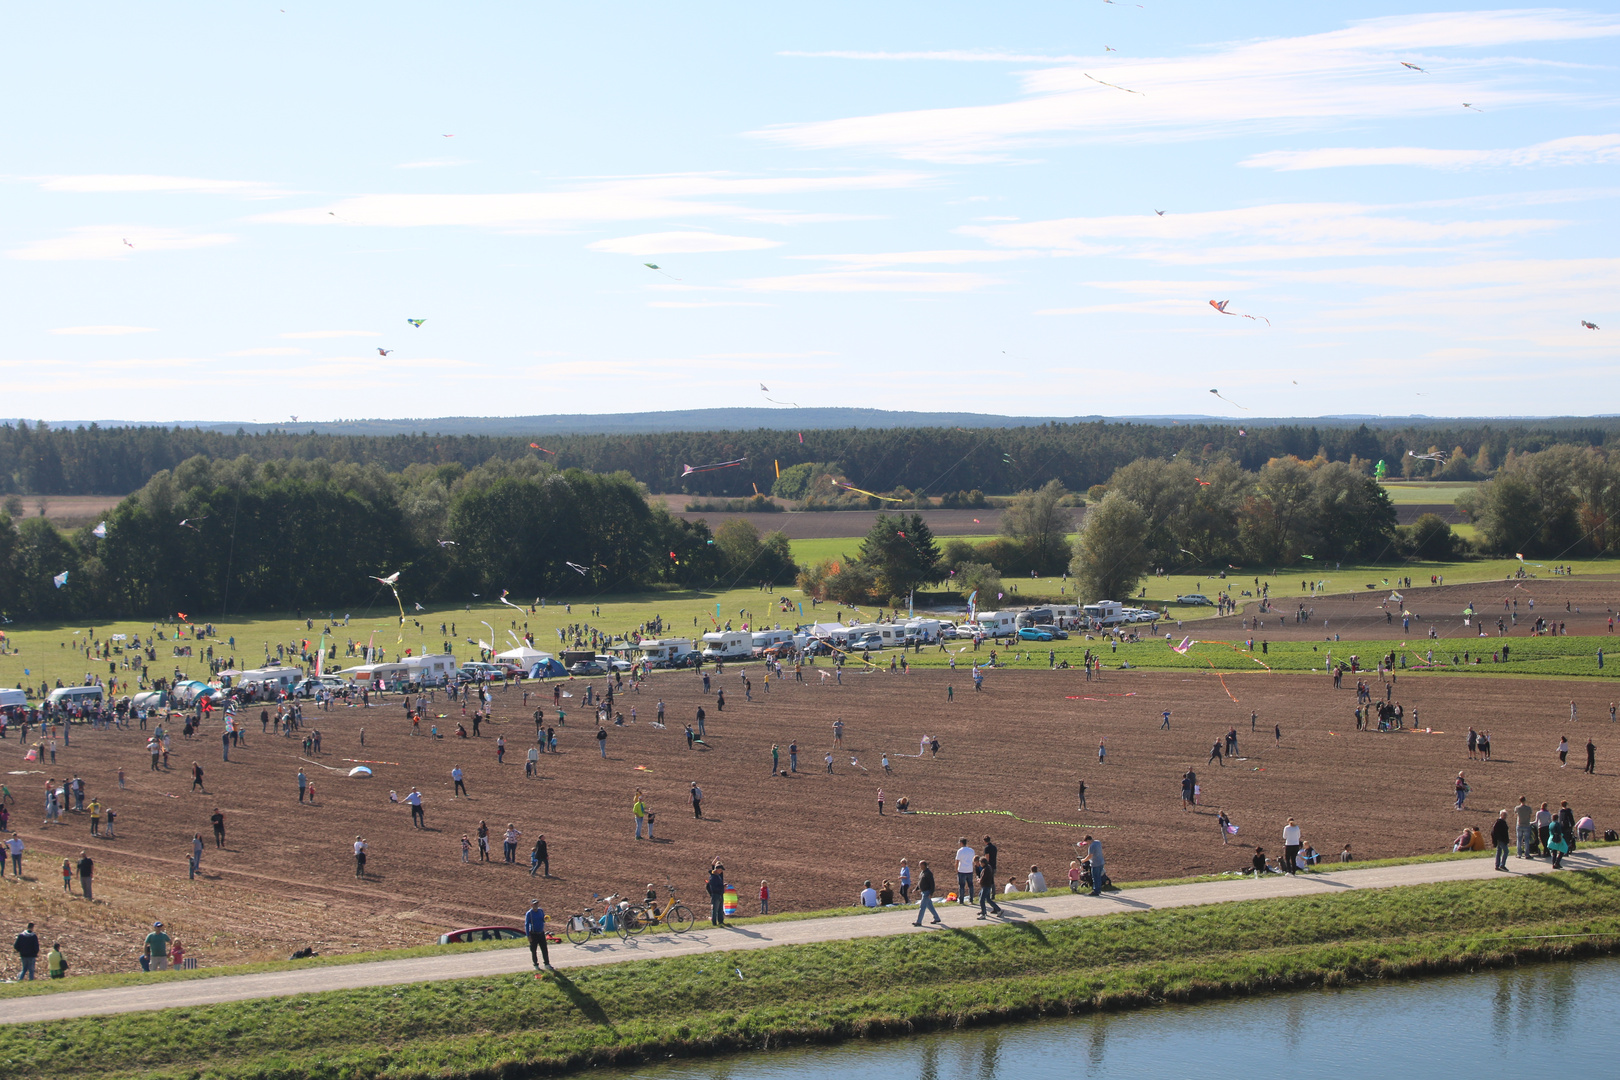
[525,899,553,970]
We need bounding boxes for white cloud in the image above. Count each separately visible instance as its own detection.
[224,346,311,356]
[50,325,158,336]
[696,351,837,359]
[961,201,1565,263]
[279,330,380,339]
[789,248,1036,267]
[648,300,775,308]
[739,270,1000,292]
[1037,300,1212,316]
[8,227,235,261]
[395,159,471,170]
[758,10,1620,161]
[780,49,1091,63]
[1242,133,1620,171]
[251,173,929,230]
[589,231,782,255]
[35,174,290,199]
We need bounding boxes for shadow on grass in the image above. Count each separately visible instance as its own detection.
[549,972,615,1027]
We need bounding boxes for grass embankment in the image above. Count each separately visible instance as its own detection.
[15,869,1620,1079]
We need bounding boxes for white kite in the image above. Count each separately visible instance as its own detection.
[92,522,107,538]
[1209,300,1270,326]
[1406,450,1449,464]
[53,571,69,589]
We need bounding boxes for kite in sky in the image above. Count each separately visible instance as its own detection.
[1463,103,1482,112]
[1237,428,1247,437]
[1209,388,1249,410]
[414,602,425,611]
[437,539,458,547]
[682,458,747,476]
[499,589,525,612]
[1193,479,1211,487]
[371,572,401,586]
[122,239,134,248]
[1209,300,1270,326]
[645,263,680,279]
[1105,45,1116,51]
[1582,321,1600,330]
[761,383,800,407]
[178,516,206,530]
[529,443,557,453]
[1374,460,1388,480]
[92,522,107,538]
[377,348,393,356]
[53,571,69,589]
[564,562,590,575]
[1407,450,1449,464]
[407,319,426,328]
[1400,61,1427,72]
[1154,209,1165,216]
[837,482,905,502]
[1085,72,1142,94]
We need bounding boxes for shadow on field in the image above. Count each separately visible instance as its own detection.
[550,972,614,1027]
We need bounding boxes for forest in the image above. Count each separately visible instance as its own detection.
[3,417,1617,498]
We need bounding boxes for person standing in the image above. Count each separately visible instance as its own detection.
[353,836,367,878]
[771,744,780,776]
[898,859,911,903]
[1558,736,1569,768]
[145,922,171,971]
[913,860,941,926]
[634,792,648,839]
[1078,779,1088,811]
[13,922,39,981]
[706,862,727,927]
[211,808,225,848]
[1586,739,1597,775]
[407,787,424,828]
[476,820,491,861]
[954,838,976,904]
[8,836,22,877]
[1084,835,1105,896]
[1217,809,1232,845]
[1455,773,1469,810]
[1492,810,1511,871]
[534,834,549,877]
[525,899,553,970]
[690,782,703,819]
[596,725,608,758]
[1515,796,1535,859]
[452,766,467,797]
[89,799,101,837]
[503,823,520,864]
[297,770,308,804]
[788,741,798,773]
[1282,819,1302,875]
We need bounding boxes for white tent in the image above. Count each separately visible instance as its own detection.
[495,646,554,668]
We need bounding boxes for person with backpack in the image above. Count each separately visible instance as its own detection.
[46,941,67,979]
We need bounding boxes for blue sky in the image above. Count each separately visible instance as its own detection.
[5,3,1617,423]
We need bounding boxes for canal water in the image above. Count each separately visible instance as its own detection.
[615,958,1616,1079]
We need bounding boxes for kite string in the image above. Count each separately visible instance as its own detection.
[909,808,1107,829]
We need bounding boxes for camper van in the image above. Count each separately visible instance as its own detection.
[1051,604,1081,628]
[700,630,753,660]
[1015,607,1055,628]
[845,623,885,651]
[904,618,942,644]
[230,663,303,695]
[47,685,105,710]
[398,653,458,687]
[637,638,696,668]
[750,629,795,655]
[1082,601,1127,627]
[973,611,1017,638]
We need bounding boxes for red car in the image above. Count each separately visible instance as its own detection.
[438,926,525,945]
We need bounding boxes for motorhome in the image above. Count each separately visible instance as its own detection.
[1015,607,1054,628]
[904,618,942,644]
[973,611,1017,638]
[845,622,885,650]
[700,630,753,660]
[228,663,303,695]
[751,629,795,655]
[47,685,105,709]
[1082,601,1128,627]
[1051,604,1082,627]
[636,638,696,668]
[399,653,459,687]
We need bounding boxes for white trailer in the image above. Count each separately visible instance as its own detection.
[637,638,696,667]
[974,611,1017,637]
[232,663,303,693]
[399,653,459,687]
[751,629,795,654]
[1083,601,1127,627]
[904,618,942,644]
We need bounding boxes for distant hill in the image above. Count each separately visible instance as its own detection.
[16,409,1620,437]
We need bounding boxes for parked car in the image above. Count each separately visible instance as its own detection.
[595,654,633,673]
[1175,594,1213,606]
[567,660,606,676]
[1049,627,1070,639]
[1018,627,1054,642]
[293,676,348,698]
[437,926,526,945]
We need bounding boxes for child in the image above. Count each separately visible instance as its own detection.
[1068,860,1082,893]
[460,834,471,862]
[105,807,116,838]
[759,879,770,915]
[898,859,911,903]
[306,781,316,804]
[117,767,126,789]
[62,858,73,895]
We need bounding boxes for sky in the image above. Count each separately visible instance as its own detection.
[4,2,1618,424]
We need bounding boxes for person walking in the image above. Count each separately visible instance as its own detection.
[706,862,727,927]
[1492,810,1511,871]
[1282,819,1302,876]
[525,898,553,970]
[913,860,941,926]
[1586,739,1597,775]
[76,852,94,900]
[1558,736,1570,768]
[975,856,1002,919]
[596,725,608,758]
[13,922,39,981]
[1078,779,1088,811]
[954,838,976,904]
[211,808,225,848]
[191,762,204,792]
[7,836,21,877]
[690,782,703,819]
[533,834,549,877]
[1160,710,1171,730]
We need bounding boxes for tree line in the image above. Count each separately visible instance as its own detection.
[5,418,1618,498]
[0,456,798,622]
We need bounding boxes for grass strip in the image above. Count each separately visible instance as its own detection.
[12,868,1620,1079]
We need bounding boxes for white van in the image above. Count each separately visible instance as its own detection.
[700,630,753,660]
[904,619,941,644]
[47,685,104,709]
[974,611,1017,637]
[0,688,27,710]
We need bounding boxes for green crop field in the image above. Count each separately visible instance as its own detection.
[1378,482,1479,506]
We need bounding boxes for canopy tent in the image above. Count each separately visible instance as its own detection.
[496,646,554,667]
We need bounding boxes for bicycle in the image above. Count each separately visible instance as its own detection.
[631,877,695,934]
[564,894,632,945]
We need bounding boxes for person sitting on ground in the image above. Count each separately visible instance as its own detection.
[1027,865,1047,893]
[879,880,894,906]
[1453,828,1475,853]
[1252,847,1270,876]
[1068,860,1082,892]
[1339,843,1353,863]
[1301,845,1320,866]
[1469,827,1488,852]
[859,880,879,908]
[895,795,909,812]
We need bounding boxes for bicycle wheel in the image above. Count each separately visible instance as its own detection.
[628,906,651,936]
[565,915,592,945]
[665,902,695,934]
[616,909,639,940]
